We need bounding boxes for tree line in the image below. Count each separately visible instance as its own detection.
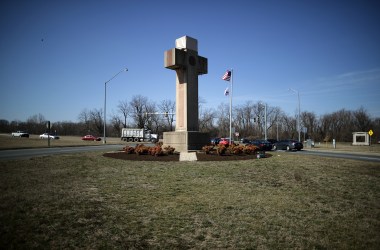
[1,94,379,142]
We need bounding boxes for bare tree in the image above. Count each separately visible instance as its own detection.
[130,95,149,128]
[373,117,380,142]
[333,109,354,141]
[234,101,256,138]
[53,121,80,136]
[266,106,283,140]
[215,103,230,137]
[282,115,297,139]
[110,114,123,137]
[89,109,104,136]
[158,99,175,131]
[353,107,371,132]
[0,119,10,133]
[144,100,159,133]
[26,113,46,134]
[301,111,318,140]
[252,101,267,138]
[117,99,130,128]
[199,107,217,135]
[78,109,91,134]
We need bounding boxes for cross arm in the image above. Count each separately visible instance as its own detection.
[164,48,186,70]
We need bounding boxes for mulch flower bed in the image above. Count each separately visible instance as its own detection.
[104,151,271,161]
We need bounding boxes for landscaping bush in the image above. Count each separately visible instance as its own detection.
[202,145,214,154]
[163,145,175,155]
[135,144,150,155]
[149,145,164,157]
[243,144,259,155]
[217,144,227,155]
[229,144,244,155]
[123,146,135,154]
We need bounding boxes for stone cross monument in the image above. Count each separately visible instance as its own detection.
[163,36,209,152]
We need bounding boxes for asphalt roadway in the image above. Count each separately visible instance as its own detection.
[0,145,380,163]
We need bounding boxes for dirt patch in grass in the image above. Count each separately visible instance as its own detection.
[104,151,272,161]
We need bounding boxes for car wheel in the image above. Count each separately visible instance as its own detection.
[286,145,290,151]
[273,145,277,150]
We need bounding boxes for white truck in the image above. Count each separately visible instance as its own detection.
[121,128,158,143]
[11,131,30,137]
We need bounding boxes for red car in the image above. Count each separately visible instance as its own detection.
[219,138,230,146]
[81,135,101,141]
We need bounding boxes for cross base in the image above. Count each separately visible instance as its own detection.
[163,131,209,152]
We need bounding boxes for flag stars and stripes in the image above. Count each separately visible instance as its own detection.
[222,70,231,81]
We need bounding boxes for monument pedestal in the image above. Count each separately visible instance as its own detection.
[163,131,209,152]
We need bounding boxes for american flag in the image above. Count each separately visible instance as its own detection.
[224,87,229,96]
[222,70,231,81]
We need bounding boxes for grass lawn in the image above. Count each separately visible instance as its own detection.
[0,151,379,249]
[0,134,124,150]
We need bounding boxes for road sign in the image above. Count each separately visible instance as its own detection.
[369,129,373,136]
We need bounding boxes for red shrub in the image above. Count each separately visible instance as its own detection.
[243,144,259,155]
[202,145,214,154]
[149,145,164,157]
[230,145,244,155]
[123,146,135,154]
[135,144,149,155]
[164,145,175,155]
[217,145,227,155]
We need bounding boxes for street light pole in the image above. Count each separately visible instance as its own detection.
[259,102,267,140]
[103,68,128,144]
[264,103,267,140]
[289,88,301,142]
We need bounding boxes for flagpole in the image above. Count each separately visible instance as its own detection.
[229,69,233,145]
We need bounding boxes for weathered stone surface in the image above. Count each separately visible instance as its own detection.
[163,131,209,152]
[179,152,197,162]
[163,36,209,152]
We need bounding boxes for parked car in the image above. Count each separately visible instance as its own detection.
[39,133,60,139]
[11,131,29,137]
[249,139,273,151]
[267,139,278,144]
[81,135,101,141]
[273,139,303,151]
[210,138,221,145]
[219,138,230,146]
[240,138,250,144]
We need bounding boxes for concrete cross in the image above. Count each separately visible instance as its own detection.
[164,36,208,132]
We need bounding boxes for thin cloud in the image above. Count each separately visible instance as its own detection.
[302,68,380,97]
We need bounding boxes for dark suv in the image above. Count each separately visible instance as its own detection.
[273,140,303,151]
[249,139,273,151]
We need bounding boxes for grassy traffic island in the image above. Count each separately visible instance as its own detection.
[1,149,379,249]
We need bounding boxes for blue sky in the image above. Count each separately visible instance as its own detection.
[1,0,379,123]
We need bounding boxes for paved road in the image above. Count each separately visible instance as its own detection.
[0,145,123,160]
[296,150,380,163]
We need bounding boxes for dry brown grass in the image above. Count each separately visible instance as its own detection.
[0,151,379,249]
[311,141,380,154]
[0,133,124,149]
